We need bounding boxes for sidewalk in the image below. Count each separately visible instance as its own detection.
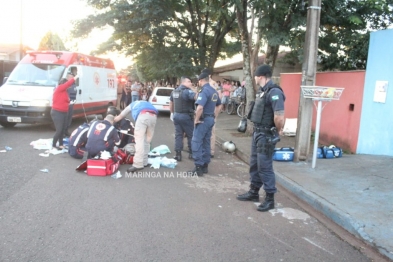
[214,113,393,261]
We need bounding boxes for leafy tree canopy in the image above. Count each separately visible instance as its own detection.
[73,0,393,77]
[284,0,393,70]
[38,31,66,51]
[73,0,240,79]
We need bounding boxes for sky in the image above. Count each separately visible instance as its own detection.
[0,0,131,70]
[0,0,241,71]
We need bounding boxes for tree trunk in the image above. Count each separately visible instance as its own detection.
[249,10,263,82]
[236,0,254,134]
[265,44,280,72]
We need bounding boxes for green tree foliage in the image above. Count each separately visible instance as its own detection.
[241,0,392,71]
[317,0,393,70]
[253,0,306,69]
[285,0,393,71]
[38,32,66,51]
[72,0,240,80]
[73,0,393,77]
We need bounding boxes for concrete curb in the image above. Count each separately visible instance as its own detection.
[215,134,391,260]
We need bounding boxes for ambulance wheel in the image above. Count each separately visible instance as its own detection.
[0,121,17,128]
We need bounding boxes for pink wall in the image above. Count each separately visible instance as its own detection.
[280,71,365,153]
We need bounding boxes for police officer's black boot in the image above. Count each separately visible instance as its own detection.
[202,163,208,174]
[188,148,193,159]
[188,165,203,176]
[174,150,182,161]
[237,184,260,201]
[257,193,275,212]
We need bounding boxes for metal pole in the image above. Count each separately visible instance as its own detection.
[294,0,321,162]
[311,100,322,168]
[19,0,23,60]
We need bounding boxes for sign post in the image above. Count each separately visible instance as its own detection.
[301,86,344,168]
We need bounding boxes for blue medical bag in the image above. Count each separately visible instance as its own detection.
[320,146,343,159]
[273,147,294,161]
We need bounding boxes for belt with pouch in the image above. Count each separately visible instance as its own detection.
[253,126,273,133]
[200,114,215,120]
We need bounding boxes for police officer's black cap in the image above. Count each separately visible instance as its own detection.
[198,72,209,80]
[201,68,211,75]
[254,64,272,77]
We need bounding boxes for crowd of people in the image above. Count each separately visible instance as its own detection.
[49,64,285,213]
[117,81,154,110]
[117,80,179,110]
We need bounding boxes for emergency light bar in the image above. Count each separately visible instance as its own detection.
[27,51,64,59]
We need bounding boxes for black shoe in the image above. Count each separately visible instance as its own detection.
[210,155,214,158]
[188,165,203,176]
[237,184,260,201]
[257,193,275,212]
[202,163,208,174]
[127,166,143,173]
[174,150,182,161]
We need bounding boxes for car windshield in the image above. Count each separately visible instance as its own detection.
[6,63,65,87]
[156,89,173,96]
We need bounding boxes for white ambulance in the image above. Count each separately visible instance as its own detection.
[0,51,117,128]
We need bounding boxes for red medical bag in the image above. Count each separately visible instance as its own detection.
[86,158,120,176]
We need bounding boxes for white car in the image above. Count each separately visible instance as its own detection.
[149,87,174,112]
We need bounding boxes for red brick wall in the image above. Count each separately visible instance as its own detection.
[280,71,365,153]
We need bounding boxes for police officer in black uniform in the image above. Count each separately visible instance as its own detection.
[237,64,285,212]
[188,72,221,176]
[169,76,196,161]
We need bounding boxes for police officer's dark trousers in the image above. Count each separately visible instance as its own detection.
[191,116,215,167]
[174,113,194,152]
[249,131,277,194]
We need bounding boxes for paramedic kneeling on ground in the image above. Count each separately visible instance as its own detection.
[85,114,120,158]
[114,101,158,173]
[237,64,285,212]
[68,122,91,159]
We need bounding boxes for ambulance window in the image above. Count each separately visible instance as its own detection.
[68,66,78,76]
[7,64,65,87]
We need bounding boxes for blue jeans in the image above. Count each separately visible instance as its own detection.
[249,131,277,193]
[132,95,139,103]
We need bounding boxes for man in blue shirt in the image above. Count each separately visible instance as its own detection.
[188,72,221,176]
[114,100,158,172]
[169,76,197,161]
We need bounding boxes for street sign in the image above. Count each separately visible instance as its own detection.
[301,86,344,168]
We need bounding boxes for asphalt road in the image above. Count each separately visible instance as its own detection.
[0,114,371,262]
